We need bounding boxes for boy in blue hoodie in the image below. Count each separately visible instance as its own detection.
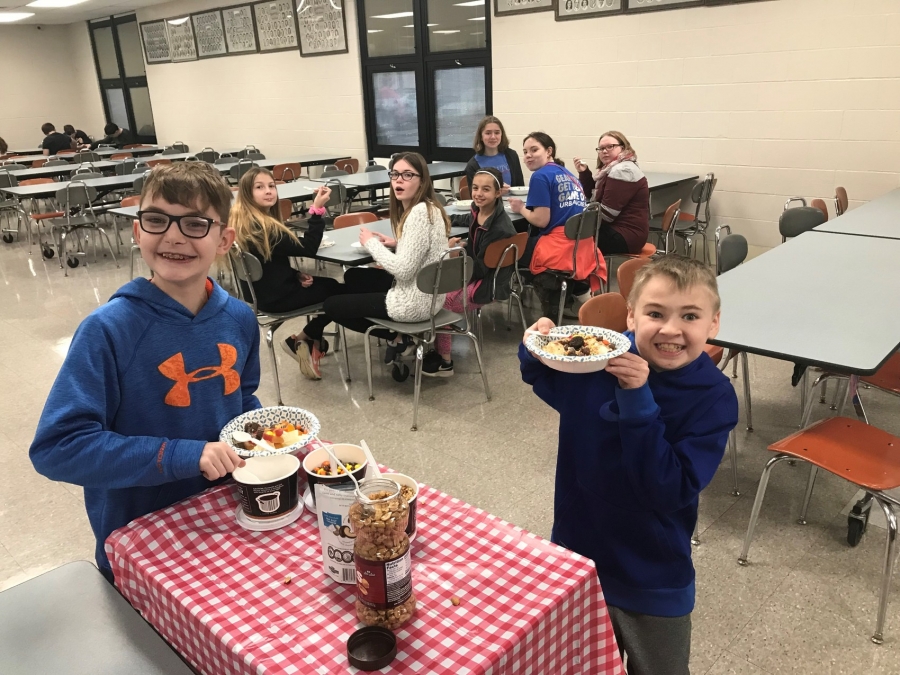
[520,256,738,675]
[30,162,261,581]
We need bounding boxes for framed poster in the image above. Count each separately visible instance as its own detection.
[494,0,553,16]
[166,18,198,62]
[192,10,228,58]
[556,0,622,20]
[139,20,171,64]
[222,4,259,54]
[296,0,348,57]
[627,0,702,10]
[253,0,300,52]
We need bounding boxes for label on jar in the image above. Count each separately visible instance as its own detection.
[355,550,412,610]
[315,483,358,585]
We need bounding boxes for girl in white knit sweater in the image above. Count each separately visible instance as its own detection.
[323,153,451,362]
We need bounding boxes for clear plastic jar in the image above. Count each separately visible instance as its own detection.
[349,479,416,629]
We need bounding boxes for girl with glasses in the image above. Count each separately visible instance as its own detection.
[464,116,525,196]
[324,152,451,367]
[231,167,345,380]
[574,131,650,256]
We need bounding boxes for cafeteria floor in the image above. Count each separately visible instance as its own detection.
[1,241,899,674]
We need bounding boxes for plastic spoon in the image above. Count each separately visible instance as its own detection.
[360,440,382,479]
[321,445,363,499]
[232,430,277,453]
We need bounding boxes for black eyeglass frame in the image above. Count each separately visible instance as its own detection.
[136,210,221,239]
[388,171,422,181]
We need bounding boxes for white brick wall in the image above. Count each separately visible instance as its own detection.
[492,0,900,254]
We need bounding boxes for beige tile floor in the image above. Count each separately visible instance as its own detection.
[1,228,899,674]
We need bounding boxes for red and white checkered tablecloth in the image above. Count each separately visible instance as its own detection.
[106,445,624,675]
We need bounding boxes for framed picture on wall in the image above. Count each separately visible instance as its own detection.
[222,4,259,54]
[139,20,171,64]
[555,0,623,20]
[166,17,199,62]
[626,0,702,11]
[192,10,228,59]
[494,0,553,16]
[253,0,300,52]
[296,0,348,57]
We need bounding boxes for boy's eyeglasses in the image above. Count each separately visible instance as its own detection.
[596,144,622,153]
[136,211,219,239]
[388,171,421,181]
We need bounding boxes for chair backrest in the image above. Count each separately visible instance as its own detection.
[132,162,150,175]
[416,252,473,296]
[321,168,348,178]
[484,232,529,269]
[238,145,259,158]
[230,159,258,181]
[578,292,628,332]
[278,199,292,222]
[273,162,302,182]
[810,198,829,221]
[115,159,137,175]
[322,164,338,173]
[690,172,716,224]
[32,159,48,168]
[834,186,848,216]
[0,171,18,189]
[163,142,189,154]
[73,171,101,180]
[74,151,100,163]
[323,178,347,213]
[333,212,378,229]
[434,192,447,206]
[617,257,651,300]
[563,206,599,241]
[365,164,387,173]
[56,150,77,156]
[45,159,70,167]
[132,174,150,192]
[657,199,682,254]
[458,175,468,193]
[1,163,26,171]
[335,159,359,174]
[229,243,264,315]
[245,152,265,161]
[120,195,141,208]
[783,196,807,210]
[185,155,199,162]
[56,181,98,209]
[196,148,219,162]
[717,232,748,275]
[110,152,132,160]
[779,206,826,239]
[458,185,471,200]
[146,158,171,168]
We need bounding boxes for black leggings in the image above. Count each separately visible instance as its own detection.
[596,225,630,256]
[322,267,396,339]
[260,276,345,342]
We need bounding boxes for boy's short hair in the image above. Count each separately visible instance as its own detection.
[628,255,721,312]
[140,162,232,225]
[41,123,55,134]
[104,122,119,135]
[63,124,75,135]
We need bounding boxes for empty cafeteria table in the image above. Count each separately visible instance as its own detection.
[814,187,900,240]
[0,174,137,201]
[0,561,194,675]
[95,146,161,157]
[312,162,468,190]
[8,160,120,180]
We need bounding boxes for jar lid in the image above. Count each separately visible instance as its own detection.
[347,626,397,671]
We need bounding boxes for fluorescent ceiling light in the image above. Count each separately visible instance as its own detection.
[454,0,485,6]
[370,11,414,18]
[167,17,190,25]
[432,29,460,34]
[367,29,383,33]
[27,0,89,7]
[0,12,34,21]
[468,16,485,20]
[403,23,436,27]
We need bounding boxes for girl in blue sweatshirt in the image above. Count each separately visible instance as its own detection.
[519,256,738,675]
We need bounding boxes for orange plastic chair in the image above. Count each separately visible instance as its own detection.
[481,231,529,332]
[578,292,628,332]
[111,152,133,160]
[335,159,359,174]
[738,416,900,644]
[120,195,141,208]
[616,256,651,300]
[458,185,471,201]
[32,159,48,168]
[19,178,65,247]
[810,198,829,221]
[56,150,77,156]
[458,175,468,196]
[333,212,378,229]
[123,144,152,149]
[278,199,293,222]
[146,159,171,168]
[834,186,849,216]
[272,163,303,182]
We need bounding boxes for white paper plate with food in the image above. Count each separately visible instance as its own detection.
[507,186,529,197]
[526,325,631,374]
[452,200,474,211]
[220,406,320,458]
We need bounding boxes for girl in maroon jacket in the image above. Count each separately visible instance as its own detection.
[574,131,650,255]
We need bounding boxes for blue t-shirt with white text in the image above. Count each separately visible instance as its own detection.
[526,163,586,234]
[474,153,511,187]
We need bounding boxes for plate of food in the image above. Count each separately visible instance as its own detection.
[319,236,335,249]
[507,186,529,197]
[526,325,631,374]
[220,406,320,458]
[453,199,474,211]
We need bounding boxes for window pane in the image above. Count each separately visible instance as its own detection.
[373,71,419,146]
[116,21,146,78]
[93,26,120,79]
[364,0,415,57]
[129,87,156,138]
[105,89,129,131]
[434,67,485,148]
[427,0,486,53]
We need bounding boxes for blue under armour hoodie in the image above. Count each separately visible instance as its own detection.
[519,333,737,617]
[30,278,262,573]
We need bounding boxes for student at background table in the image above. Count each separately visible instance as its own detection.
[29,162,260,583]
[0,136,7,155]
[509,132,605,319]
[40,122,76,156]
[231,167,345,381]
[464,115,525,195]
[575,130,650,256]
[91,122,136,149]
[64,124,92,149]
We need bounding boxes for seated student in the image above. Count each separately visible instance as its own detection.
[464,116,525,194]
[323,152,450,363]
[519,256,738,675]
[0,136,7,155]
[91,122,136,149]
[509,131,606,319]
[574,131,650,256]
[40,122,76,156]
[422,167,516,377]
[64,124,92,149]
[231,167,344,381]
[29,162,260,582]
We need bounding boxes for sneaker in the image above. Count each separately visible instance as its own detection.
[384,335,411,364]
[422,351,454,377]
[282,336,301,365]
[309,342,324,379]
[296,340,322,380]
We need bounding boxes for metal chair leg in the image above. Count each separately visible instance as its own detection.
[465,330,492,401]
[691,518,700,546]
[732,357,738,379]
[738,454,793,565]
[265,326,283,406]
[872,497,898,644]
[556,279,567,326]
[411,342,424,431]
[740,351,752,431]
[476,309,484,350]
[820,379,828,405]
[830,380,841,410]
[363,327,376,401]
[728,430,740,496]
[797,465,818,525]
[339,325,351,383]
[97,228,120,268]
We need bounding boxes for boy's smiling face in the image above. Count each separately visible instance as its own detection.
[134,196,234,289]
[627,276,721,371]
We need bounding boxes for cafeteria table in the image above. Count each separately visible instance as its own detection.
[0,173,138,202]
[0,561,194,674]
[106,439,624,675]
[814,187,900,240]
[312,162,468,191]
[7,160,120,180]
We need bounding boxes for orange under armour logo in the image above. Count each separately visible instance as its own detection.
[158,343,240,407]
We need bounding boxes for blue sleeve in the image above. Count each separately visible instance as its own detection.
[526,171,551,210]
[519,342,561,412]
[615,387,738,512]
[29,317,205,489]
[240,310,262,413]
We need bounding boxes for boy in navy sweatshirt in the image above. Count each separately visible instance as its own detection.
[30,162,261,581]
[519,256,738,675]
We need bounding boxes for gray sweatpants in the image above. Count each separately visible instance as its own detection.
[607,605,691,675]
